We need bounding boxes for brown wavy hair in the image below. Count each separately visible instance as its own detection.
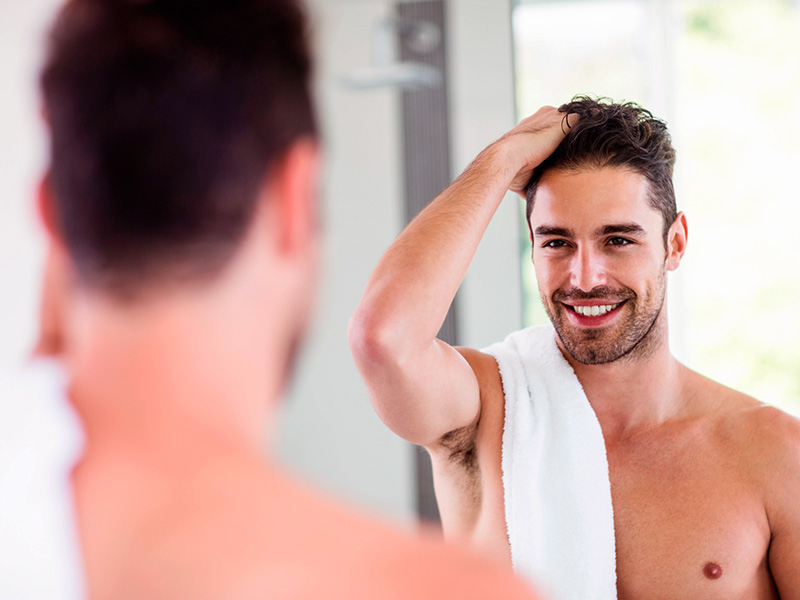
[526,96,677,243]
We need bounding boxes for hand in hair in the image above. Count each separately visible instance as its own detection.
[494,105,578,197]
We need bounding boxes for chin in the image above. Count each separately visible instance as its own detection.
[550,302,665,366]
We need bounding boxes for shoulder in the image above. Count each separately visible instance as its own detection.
[713,391,800,466]
[123,463,537,599]
[686,368,800,485]
[689,376,800,537]
[706,379,800,467]
[739,403,800,481]
[457,347,502,392]
[741,405,800,542]
[701,381,800,517]
[351,530,538,600]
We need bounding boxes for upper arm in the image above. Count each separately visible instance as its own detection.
[763,410,800,597]
[348,312,482,447]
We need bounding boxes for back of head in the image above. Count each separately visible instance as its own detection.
[41,0,317,300]
[526,96,677,241]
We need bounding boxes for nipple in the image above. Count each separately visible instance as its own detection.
[703,562,723,580]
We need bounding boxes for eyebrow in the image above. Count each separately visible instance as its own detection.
[596,223,646,237]
[534,225,574,238]
[533,222,647,239]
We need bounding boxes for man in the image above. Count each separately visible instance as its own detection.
[350,97,800,599]
[8,0,541,597]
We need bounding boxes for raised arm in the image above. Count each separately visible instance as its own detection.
[348,106,574,448]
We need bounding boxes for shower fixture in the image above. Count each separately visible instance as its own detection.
[342,17,442,90]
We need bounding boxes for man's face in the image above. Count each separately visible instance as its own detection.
[530,166,670,365]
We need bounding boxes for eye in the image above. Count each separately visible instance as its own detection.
[543,239,569,248]
[607,237,633,246]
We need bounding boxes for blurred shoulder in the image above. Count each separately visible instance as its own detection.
[351,529,538,600]
[119,458,538,599]
[257,470,539,599]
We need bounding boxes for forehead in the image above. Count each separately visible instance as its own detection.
[530,167,661,234]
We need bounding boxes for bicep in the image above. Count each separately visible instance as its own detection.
[764,412,800,598]
[768,519,800,598]
[768,467,800,598]
[355,337,482,448]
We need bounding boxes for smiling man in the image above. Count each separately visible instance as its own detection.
[350,97,800,600]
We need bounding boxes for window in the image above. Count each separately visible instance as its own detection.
[513,0,800,415]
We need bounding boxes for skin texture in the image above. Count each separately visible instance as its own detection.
[36,139,538,599]
[350,106,800,599]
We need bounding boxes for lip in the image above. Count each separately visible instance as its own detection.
[561,300,627,327]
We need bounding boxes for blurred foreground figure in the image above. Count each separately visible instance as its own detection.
[350,98,800,600]
[0,0,540,598]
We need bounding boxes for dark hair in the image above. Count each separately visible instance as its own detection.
[526,96,677,242]
[41,0,317,298]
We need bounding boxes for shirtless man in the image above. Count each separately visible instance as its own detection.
[350,98,800,599]
[26,0,540,597]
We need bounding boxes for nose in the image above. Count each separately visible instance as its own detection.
[569,245,607,292]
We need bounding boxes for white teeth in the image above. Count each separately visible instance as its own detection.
[572,303,620,317]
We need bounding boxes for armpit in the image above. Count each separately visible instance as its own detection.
[438,419,480,472]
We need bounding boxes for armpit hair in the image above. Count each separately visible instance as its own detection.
[437,418,480,472]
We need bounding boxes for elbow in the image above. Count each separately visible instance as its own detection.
[347,305,400,372]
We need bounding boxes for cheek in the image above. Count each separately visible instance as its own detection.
[614,254,666,293]
[532,258,563,297]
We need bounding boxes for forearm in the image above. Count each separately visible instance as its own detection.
[350,142,517,360]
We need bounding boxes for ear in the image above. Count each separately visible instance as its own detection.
[270,138,321,258]
[665,212,688,271]
[34,175,72,357]
[36,175,62,244]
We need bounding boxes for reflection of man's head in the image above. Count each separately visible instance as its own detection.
[39,0,320,378]
[41,0,318,298]
[526,97,683,365]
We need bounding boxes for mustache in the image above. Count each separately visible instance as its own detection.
[552,285,635,304]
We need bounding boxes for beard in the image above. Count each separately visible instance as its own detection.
[540,269,667,365]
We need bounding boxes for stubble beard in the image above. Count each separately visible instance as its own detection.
[541,268,667,365]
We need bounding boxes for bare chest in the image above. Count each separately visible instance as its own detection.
[607,436,775,600]
[447,418,777,600]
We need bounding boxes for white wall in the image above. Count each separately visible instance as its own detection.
[275,0,521,522]
[274,0,414,521]
[0,0,62,371]
[448,0,522,349]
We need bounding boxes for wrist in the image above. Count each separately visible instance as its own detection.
[474,138,521,185]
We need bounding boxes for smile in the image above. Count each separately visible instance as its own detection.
[569,303,621,317]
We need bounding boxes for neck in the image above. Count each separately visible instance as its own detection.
[64,284,288,468]
[559,312,688,442]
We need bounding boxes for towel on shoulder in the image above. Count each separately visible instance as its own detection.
[483,324,617,600]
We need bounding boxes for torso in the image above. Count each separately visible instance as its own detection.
[428,348,791,599]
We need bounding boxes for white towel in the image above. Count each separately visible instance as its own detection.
[483,324,617,600]
[0,358,86,600]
